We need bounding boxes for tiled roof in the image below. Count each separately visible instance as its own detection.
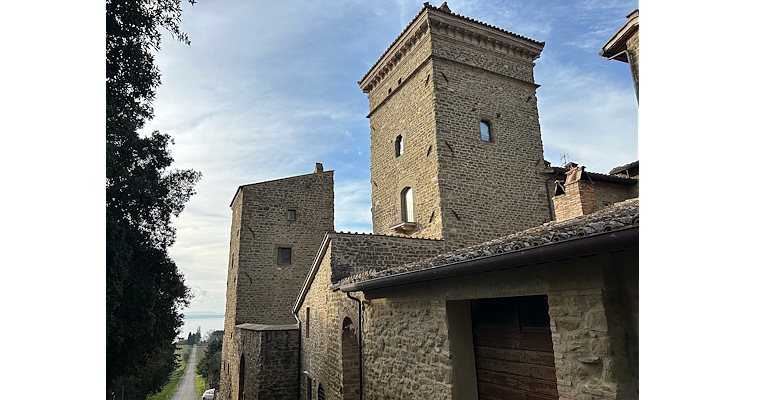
[337,198,639,287]
[359,2,544,86]
[547,166,637,185]
[333,231,444,241]
[609,160,639,175]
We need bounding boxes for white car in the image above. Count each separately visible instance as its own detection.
[202,388,215,400]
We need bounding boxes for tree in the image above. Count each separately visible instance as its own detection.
[197,336,223,389]
[106,0,201,398]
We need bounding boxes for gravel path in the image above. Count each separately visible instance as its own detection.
[170,346,199,400]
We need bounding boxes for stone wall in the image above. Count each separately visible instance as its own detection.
[220,168,334,400]
[592,182,634,210]
[298,233,448,400]
[348,249,638,400]
[428,24,550,250]
[554,180,636,221]
[365,11,551,251]
[220,324,299,400]
[548,285,638,399]
[367,37,442,240]
[626,29,639,101]
[328,233,446,283]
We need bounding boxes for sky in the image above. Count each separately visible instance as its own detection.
[4,1,764,396]
[139,0,640,316]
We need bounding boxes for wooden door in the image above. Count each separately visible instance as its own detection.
[471,296,558,400]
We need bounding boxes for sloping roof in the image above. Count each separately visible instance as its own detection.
[292,231,444,313]
[600,9,639,62]
[609,160,639,175]
[358,2,545,86]
[547,166,637,185]
[337,198,638,289]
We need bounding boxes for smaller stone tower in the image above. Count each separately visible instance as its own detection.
[218,164,334,400]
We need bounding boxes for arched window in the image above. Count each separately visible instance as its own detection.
[395,135,403,157]
[318,383,325,400]
[401,187,414,222]
[480,120,492,142]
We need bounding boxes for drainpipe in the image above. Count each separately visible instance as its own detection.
[293,310,302,400]
[346,292,364,399]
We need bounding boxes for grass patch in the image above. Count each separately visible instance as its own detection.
[195,346,206,396]
[147,345,191,400]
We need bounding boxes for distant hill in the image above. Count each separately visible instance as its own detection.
[184,311,225,319]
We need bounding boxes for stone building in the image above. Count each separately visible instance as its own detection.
[218,3,639,400]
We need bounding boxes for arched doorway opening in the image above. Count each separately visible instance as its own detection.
[238,353,245,400]
[341,317,360,400]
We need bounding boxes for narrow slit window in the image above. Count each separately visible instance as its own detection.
[480,120,492,142]
[395,135,403,157]
[306,307,310,338]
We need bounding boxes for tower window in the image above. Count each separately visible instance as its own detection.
[277,247,292,265]
[480,120,492,142]
[401,187,414,222]
[287,209,297,221]
[395,135,403,157]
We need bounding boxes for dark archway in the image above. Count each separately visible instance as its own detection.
[238,353,245,400]
[341,317,360,400]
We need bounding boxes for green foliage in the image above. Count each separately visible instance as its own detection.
[106,0,201,398]
[195,347,206,396]
[145,346,189,400]
[196,336,223,389]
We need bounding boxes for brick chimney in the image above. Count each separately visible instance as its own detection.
[552,164,596,221]
[314,162,324,173]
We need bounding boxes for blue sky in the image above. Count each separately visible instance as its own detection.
[140,0,639,315]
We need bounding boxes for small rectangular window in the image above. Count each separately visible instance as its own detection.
[287,209,297,221]
[480,120,492,142]
[277,247,292,265]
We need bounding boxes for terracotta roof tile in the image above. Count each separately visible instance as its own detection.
[336,198,638,287]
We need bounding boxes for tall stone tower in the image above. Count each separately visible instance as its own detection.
[219,165,334,400]
[359,2,550,250]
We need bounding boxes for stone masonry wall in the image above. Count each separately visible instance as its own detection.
[592,182,633,210]
[220,169,334,400]
[626,29,639,101]
[547,287,638,400]
[352,249,638,400]
[366,17,550,251]
[362,298,453,399]
[429,32,551,250]
[328,233,446,283]
[299,234,448,400]
[243,326,300,400]
[299,245,350,400]
[368,37,443,240]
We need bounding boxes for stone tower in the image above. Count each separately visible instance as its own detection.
[218,165,334,400]
[359,2,551,250]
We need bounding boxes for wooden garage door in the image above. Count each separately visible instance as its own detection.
[471,296,558,400]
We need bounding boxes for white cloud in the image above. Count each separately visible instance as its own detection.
[144,0,639,316]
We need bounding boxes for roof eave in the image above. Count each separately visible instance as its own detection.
[339,226,638,292]
[600,10,639,60]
